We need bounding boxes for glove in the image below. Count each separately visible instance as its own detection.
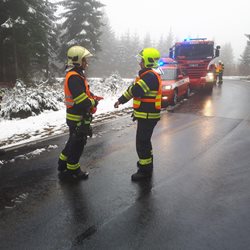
[94,99,99,107]
[114,101,120,108]
[90,107,97,114]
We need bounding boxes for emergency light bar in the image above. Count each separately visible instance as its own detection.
[158,58,177,66]
[184,38,207,41]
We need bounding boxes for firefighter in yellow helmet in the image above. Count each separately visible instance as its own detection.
[58,45,98,180]
[114,48,162,181]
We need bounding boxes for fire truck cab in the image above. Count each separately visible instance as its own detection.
[169,38,220,91]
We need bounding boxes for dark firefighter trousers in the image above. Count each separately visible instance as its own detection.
[60,120,92,170]
[218,72,223,83]
[136,119,158,172]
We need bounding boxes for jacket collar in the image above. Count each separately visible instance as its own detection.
[139,68,152,77]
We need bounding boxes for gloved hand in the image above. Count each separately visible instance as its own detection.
[114,101,120,108]
[90,107,97,114]
[94,99,99,107]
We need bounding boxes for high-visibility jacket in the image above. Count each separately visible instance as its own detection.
[216,64,224,73]
[64,71,95,122]
[120,69,162,120]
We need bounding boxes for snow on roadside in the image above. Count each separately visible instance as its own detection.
[0,76,133,150]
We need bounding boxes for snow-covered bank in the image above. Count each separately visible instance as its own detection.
[0,75,133,150]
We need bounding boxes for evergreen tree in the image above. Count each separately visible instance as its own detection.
[129,32,142,76]
[59,0,104,61]
[0,0,58,83]
[142,33,152,48]
[157,35,165,56]
[165,29,174,56]
[219,43,235,75]
[116,31,142,77]
[239,34,250,76]
[90,14,117,77]
[116,32,132,77]
[157,29,174,57]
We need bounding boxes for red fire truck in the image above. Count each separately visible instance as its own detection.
[169,38,220,91]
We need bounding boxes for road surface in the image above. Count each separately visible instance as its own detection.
[0,79,250,250]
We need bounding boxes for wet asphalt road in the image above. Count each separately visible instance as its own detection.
[0,79,250,250]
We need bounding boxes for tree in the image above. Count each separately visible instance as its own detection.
[59,0,104,62]
[142,33,152,48]
[157,29,174,57]
[238,34,250,76]
[0,0,58,83]
[90,14,117,77]
[115,31,142,77]
[219,43,236,75]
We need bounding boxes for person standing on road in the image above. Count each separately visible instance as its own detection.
[216,60,224,84]
[58,45,98,180]
[114,48,162,181]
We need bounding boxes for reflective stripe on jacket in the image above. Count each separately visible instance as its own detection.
[133,70,162,119]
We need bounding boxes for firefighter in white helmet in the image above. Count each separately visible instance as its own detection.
[58,45,98,180]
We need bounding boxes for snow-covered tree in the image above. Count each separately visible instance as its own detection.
[58,0,104,62]
[0,0,58,83]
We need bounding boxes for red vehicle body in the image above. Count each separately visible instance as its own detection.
[169,38,220,91]
[159,58,190,107]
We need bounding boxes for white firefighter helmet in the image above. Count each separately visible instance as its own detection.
[67,46,93,67]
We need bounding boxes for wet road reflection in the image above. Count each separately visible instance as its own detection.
[176,81,250,120]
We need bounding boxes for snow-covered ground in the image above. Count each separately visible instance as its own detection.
[0,75,133,150]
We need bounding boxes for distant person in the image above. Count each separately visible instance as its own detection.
[58,45,99,180]
[114,48,162,181]
[216,60,224,84]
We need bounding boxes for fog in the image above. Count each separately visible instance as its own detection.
[101,0,250,61]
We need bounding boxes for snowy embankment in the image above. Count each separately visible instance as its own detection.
[0,74,133,150]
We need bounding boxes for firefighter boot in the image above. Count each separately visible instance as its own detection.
[131,162,153,182]
[66,168,89,180]
[57,159,67,172]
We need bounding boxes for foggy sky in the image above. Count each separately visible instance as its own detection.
[101,0,250,61]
